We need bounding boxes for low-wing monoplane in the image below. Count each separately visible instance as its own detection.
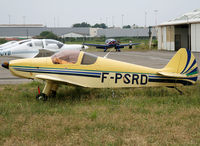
[2,48,198,101]
[0,39,88,58]
[83,39,140,52]
[0,41,17,48]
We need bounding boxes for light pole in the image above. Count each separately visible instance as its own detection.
[23,16,26,25]
[154,10,158,26]
[54,17,56,27]
[145,11,147,28]
[112,16,115,27]
[121,14,124,28]
[8,15,11,24]
[106,17,108,27]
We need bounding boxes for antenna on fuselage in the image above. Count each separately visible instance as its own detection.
[103,48,114,58]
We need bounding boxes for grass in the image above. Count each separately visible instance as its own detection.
[0,81,200,145]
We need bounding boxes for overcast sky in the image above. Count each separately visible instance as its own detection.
[0,0,199,27]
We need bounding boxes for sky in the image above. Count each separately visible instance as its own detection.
[0,0,199,27]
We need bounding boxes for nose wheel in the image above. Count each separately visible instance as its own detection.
[36,93,48,101]
[36,82,58,101]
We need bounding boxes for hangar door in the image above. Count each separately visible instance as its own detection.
[175,25,191,51]
[191,24,200,52]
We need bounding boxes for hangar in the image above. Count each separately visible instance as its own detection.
[158,9,200,52]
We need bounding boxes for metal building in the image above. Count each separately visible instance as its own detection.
[0,24,156,39]
[158,9,200,52]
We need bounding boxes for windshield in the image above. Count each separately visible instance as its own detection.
[45,39,64,49]
[19,39,31,44]
[81,52,97,65]
[51,50,80,64]
[34,40,43,48]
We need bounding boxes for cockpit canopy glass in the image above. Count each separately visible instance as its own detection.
[45,39,64,49]
[81,52,97,65]
[51,50,98,65]
[51,50,80,64]
[34,40,43,47]
[19,39,31,45]
[105,39,116,44]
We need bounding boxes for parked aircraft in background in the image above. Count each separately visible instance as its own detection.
[0,39,88,58]
[2,48,198,101]
[0,41,17,48]
[83,39,140,52]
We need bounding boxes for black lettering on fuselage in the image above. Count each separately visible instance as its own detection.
[124,74,131,84]
[101,72,148,85]
[141,74,148,85]
[132,74,139,84]
[101,72,109,83]
[115,73,122,83]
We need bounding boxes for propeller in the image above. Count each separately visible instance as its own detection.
[82,44,85,49]
[81,42,88,50]
[81,40,85,50]
[2,62,9,69]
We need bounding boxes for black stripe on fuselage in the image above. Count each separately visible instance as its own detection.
[15,68,101,78]
[149,78,193,86]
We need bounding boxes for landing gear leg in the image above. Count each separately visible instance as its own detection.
[36,81,54,101]
[167,86,184,95]
[50,84,58,98]
[174,87,184,95]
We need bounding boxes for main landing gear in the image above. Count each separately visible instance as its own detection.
[36,93,48,101]
[167,86,184,95]
[115,47,121,52]
[36,81,58,101]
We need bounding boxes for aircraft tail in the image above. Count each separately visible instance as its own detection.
[158,48,198,85]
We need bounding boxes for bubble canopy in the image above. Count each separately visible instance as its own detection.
[51,50,97,65]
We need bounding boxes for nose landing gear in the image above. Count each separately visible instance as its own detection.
[36,81,58,101]
[36,93,48,101]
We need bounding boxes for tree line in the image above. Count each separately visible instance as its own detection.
[72,22,135,29]
[72,22,108,29]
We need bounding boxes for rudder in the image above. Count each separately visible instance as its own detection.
[160,48,198,85]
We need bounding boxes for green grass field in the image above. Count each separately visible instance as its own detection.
[0,81,200,145]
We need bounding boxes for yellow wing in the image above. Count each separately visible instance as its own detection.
[35,74,86,87]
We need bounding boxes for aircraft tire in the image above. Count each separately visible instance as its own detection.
[36,93,48,101]
[50,91,57,98]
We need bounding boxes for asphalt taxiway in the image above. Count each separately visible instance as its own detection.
[0,50,199,84]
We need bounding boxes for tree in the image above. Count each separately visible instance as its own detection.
[0,38,7,44]
[123,25,131,29]
[37,31,58,39]
[92,23,108,29]
[73,22,91,27]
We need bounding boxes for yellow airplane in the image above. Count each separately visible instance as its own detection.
[1,48,199,101]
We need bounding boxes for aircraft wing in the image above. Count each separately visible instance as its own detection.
[8,49,39,58]
[83,43,109,49]
[35,74,85,87]
[117,43,141,48]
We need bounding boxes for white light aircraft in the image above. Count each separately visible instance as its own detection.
[0,39,88,58]
[0,41,17,48]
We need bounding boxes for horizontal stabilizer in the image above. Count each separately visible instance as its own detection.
[158,71,187,78]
